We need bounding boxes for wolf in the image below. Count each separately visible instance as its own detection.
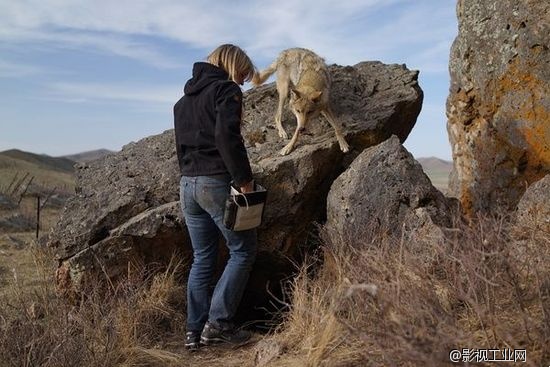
[253,48,350,155]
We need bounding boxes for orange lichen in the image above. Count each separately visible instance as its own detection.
[521,111,550,167]
[496,58,550,179]
[450,55,549,216]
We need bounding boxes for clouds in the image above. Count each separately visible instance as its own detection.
[0,0,456,68]
[46,81,180,106]
[0,59,42,77]
[0,0,458,158]
[0,6,183,69]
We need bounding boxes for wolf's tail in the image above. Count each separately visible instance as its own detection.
[252,59,278,87]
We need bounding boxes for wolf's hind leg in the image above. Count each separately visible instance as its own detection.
[275,73,290,140]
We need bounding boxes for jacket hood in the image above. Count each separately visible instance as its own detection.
[184,62,229,95]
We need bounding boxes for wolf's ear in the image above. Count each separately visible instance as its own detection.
[310,90,323,102]
[290,88,302,100]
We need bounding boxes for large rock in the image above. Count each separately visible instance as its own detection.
[242,62,423,254]
[325,136,457,250]
[516,174,550,232]
[47,61,423,293]
[446,0,550,215]
[48,132,189,289]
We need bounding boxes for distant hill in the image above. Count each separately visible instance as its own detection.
[0,149,76,173]
[416,157,453,193]
[417,157,453,173]
[0,150,76,194]
[63,149,115,163]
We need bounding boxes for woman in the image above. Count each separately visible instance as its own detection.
[173,44,258,349]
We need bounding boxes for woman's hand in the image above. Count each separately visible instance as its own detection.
[239,180,254,193]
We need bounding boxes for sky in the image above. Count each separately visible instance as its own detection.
[0,0,458,160]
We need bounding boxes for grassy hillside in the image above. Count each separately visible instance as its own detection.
[0,149,75,173]
[0,150,77,321]
[0,150,76,194]
[0,149,76,256]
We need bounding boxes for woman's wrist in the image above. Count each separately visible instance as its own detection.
[239,179,254,193]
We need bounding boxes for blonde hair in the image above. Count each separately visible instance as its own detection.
[207,44,257,84]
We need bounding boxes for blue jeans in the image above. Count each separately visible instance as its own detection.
[180,175,257,332]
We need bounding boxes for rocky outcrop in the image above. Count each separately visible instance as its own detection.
[47,61,423,293]
[447,0,550,215]
[516,174,550,232]
[325,136,457,250]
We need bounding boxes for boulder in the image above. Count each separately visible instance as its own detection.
[516,174,550,232]
[325,136,457,251]
[47,131,188,291]
[47,61,423,295]
[446,0,550,215]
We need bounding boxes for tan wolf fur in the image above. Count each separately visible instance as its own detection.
[253,48,350,155]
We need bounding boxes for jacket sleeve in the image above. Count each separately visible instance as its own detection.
[173,101,183,167]
[214,82,253,187]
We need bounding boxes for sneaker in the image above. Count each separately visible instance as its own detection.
[200,321,252,346]
[185,330,201,350]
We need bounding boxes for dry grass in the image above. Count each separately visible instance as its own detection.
[1,212,548,366]
[260,214,549,366]
[0,248,189,367]
[0,245,258,367]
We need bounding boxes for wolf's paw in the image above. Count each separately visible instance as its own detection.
[340,141,350,153]
[278,129,289,140]
[280,144,293,156]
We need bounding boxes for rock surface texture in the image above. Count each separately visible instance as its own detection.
[325,136,457,251]
[446,0,550,215]
[47,61,423,293]
[516,174,550,232]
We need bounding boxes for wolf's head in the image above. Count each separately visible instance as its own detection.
[289,89,323,132]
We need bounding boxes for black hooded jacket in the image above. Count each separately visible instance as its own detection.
[173,62,253,186]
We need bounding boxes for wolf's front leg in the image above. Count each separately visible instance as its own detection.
[337,136,350,153]
[275,114,288,140]
[280,126,300,155]
[280,142,294,156]
[322,109,350,153]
